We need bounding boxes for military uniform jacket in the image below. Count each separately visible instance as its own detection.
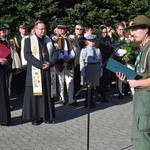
[138,41,150,91]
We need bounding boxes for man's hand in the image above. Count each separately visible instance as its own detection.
[42,61,50,70]
[116,72,128,83]
[64,56,70,63]
[0,58,7,65]
[127,80,139,88]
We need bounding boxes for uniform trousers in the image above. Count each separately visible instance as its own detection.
[132,89,150,150]
[57,67,74,104]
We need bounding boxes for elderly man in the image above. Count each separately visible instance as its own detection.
[53,24,77,106]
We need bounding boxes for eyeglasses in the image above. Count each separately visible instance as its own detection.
[118,29,124,31]
[36,28,46,30]
[76,28,83,31]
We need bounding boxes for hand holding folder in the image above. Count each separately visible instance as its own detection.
[106,58,138,80]
[0,44,11,58]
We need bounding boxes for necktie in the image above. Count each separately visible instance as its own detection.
[135,51,142,72]
[93,48,97,60]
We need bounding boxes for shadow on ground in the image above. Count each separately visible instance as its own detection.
[10,85,132,126]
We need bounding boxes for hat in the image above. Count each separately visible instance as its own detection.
[19,23,26,29]
[0,24,7,30]
[86,34,97,40]
[127,15,150,29]
[57,24,67,29]
[4,24,10,29]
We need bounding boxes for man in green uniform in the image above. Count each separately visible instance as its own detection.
[116,15,150,150]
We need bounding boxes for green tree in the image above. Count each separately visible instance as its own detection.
[0,0,150,36]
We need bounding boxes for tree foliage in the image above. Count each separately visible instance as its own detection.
[0,0,150,35]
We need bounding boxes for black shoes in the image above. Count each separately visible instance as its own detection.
[98,97,109,103]
[97,94,108,103]
[58,100,67,106]
[32,118,43,125]
[118,94,124,99]
[59,100,78,106]
[1,123,10,126]
[32,118,55,125]
[44,120,55,124]
[69,101,78,106]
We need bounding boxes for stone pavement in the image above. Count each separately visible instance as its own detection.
[0,86,133,150]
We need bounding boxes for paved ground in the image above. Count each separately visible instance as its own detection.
[0,86,133,150]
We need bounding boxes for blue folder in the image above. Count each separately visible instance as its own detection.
[106,58,138,79]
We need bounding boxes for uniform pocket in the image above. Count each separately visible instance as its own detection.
[138,114,150,132]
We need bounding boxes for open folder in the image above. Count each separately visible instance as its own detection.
[106,58,138,79]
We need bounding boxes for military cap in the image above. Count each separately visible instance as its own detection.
[127,15,150,29]
[0,24,7,30]
[86,34,97,40]
[57,23,67,29]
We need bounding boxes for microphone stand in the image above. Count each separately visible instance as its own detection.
[75,46,121,150]
[87,83,92,150]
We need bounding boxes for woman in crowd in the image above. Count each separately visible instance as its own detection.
[95,25,114,102]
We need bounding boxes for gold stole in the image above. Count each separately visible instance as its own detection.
[30,35,42,95]
[30,35,57,97]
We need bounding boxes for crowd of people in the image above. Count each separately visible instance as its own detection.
[0,18,138,126]
[1,14,150,149]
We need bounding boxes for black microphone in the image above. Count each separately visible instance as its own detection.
[112,39,131,49]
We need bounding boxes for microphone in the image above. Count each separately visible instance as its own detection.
[112,39,131,49]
